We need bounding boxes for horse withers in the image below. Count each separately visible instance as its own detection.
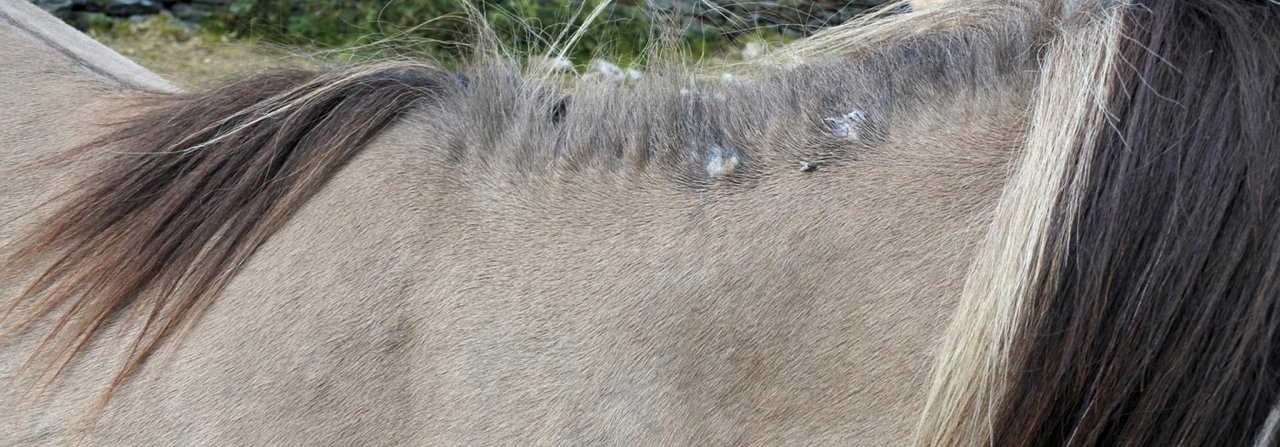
[1,0,1277,445]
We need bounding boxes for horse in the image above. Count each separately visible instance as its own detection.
[1,0,1277,444]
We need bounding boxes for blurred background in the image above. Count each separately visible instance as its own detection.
[29,0,891,85]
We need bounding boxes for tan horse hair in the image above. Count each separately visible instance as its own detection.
[0,1,1035,443]
[8,0,1276,444]
[0,0,175,93]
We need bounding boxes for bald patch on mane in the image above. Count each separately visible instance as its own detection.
[432,23,1037,190]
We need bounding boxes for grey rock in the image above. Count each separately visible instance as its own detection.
[171,3,209,22]
[31,0,73,18]
[589,59,625,80]
[73,0,101,13]
[102,0,162,17]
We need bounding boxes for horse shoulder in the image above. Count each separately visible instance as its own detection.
[0,10,170,432]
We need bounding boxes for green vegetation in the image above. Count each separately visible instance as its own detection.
[205,0,732,67]
[57,1,876,84]
[80,13,315,86]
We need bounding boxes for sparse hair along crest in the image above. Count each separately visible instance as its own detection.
[4,1,1278,445]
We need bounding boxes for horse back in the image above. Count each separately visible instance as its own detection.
[0,1,170,242]
[0,0,173,93]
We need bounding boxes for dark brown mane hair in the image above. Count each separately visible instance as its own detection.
[993,0,1280,445]
[1,63,454,400]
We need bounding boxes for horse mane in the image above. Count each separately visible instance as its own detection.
[1,0,1045,409]
[19,1,1270,442]
[0,62,457,400]
[919,0,1280,445]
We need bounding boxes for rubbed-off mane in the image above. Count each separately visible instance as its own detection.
[1,0,1277,445]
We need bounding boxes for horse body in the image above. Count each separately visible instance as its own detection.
[0,1,1028,443]
[3,0,1278,445]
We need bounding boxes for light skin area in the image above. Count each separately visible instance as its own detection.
[1,0,1035,444]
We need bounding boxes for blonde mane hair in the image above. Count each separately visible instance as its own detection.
[913,0,1124,443]
[919,0,1280,445]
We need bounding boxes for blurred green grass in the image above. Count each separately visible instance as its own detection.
[83,13,317,86]
[206,0,677,67]
[72,1,881,86]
